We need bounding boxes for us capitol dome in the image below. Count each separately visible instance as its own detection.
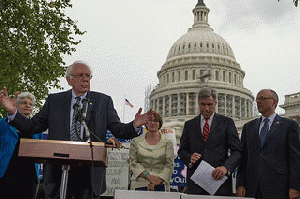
[149,0,255,143]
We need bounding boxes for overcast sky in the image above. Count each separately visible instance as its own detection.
[51,0,300,122]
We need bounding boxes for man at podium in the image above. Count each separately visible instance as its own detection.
[0,60,151,199]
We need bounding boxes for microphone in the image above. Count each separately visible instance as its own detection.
[82,99,89,120]
[73,103,81,121]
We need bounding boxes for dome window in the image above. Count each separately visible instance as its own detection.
[172,72,175,83]
[188,44,191,49]
[215,70,219,81]
[167,74,169,84]
[200,42,203,48]
[185,70,188,81]
[192,70,196,80]
[212,43,214,48]
[207,42,209,48]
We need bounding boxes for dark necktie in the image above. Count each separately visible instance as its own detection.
[203,118,210,142]
[260,118,269,146]
[70,97,81,141]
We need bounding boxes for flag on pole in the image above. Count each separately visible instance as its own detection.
[125,99,134,108]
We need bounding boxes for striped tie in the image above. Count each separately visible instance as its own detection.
[203,118,210,142]
[70,97,81,141]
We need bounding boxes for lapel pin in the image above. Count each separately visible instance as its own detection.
[276,121,280,125]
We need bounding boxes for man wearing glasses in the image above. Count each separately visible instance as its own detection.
[0,61,151,199]
[236,89,300,199]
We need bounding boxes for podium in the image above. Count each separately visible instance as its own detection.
[18,138,108,198]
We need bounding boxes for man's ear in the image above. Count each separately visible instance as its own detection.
[66,76,71,86]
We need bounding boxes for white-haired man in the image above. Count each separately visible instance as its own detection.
[0,61,151,199]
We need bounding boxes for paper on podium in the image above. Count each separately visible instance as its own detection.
[190,160,227,195]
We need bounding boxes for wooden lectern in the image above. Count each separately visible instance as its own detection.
[19,138,108,167]
[19,138,108,199]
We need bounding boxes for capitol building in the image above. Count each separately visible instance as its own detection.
[148,0,300,144]
[149,0,254,142]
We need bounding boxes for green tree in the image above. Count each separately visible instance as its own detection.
[0,0,85,117]
[294,0,298,6]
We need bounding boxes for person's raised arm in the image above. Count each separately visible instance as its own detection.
[134,108,152,128]
[0,86,19,115]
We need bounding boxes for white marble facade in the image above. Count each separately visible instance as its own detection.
[149,1,254,143]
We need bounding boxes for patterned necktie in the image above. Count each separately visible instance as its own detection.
[260,118,269,146]
[70,97,81,141]
[203,118,210,142]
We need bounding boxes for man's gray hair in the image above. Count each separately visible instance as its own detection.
[65,60,92,78]
[17,92,36,105]
[198,87,217,100]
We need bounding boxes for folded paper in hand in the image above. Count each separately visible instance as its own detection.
[190,160,228,195]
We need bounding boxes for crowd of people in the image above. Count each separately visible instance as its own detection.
[0,61,300,199]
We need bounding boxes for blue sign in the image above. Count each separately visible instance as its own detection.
[171,148,187,186]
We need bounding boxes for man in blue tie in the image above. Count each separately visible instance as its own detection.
[236,89,300,199]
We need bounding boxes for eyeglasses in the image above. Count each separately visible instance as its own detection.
[19,101,33,106]
[255,97,274,101]
[71,74,93,80]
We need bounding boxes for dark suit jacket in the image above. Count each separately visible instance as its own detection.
[236,114,300,199]
[178,113,241,195]
[10,90,138,196]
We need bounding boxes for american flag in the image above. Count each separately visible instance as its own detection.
[125,99,134,108]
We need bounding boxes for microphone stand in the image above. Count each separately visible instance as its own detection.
[59,104,105,199]
[59,105,85,199]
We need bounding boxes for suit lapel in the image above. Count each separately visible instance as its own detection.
[86,91,94,123]
[209,113,219,139]
[63,90,72,139]
[253,118,261,150]
[194,115,203,142]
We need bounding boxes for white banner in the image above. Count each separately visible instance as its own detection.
[101,148,130,196]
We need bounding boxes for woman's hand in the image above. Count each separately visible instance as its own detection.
[146,174,163,186]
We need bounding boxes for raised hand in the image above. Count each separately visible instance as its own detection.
[0,86,19,115]
[134,108,153,128]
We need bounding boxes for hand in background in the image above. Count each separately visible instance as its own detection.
[0,86,19,115]
[107,137,122,148]
[211,166,227,180]
[134,108,153,128]
[190,153,201,164]
[289,188,300,199]
[236,186,246,197]
[146,174,163,186]
[147,183,155,191]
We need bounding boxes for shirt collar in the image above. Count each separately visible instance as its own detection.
[261,113,277,124]
[200,113,215,122]
[71,90,88,99]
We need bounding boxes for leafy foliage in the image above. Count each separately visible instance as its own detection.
[0,0,85,117]
[278,0,298,7]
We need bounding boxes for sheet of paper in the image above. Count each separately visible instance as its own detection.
[190,160,228,195]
